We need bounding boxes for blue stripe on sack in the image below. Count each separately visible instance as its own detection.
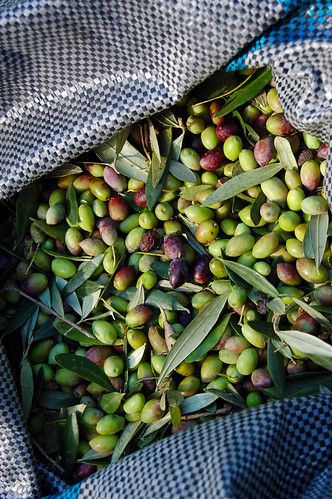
[44,482,81,499]
[226,1,331,70]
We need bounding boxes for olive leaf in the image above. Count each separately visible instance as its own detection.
[51,280,64,316]
[2,300,37,338]
[180,184,211,201]
[181,393,218,414]
[274,137,298,171]
[267,298,285,314]
[222,260,279,298]
[21,308,39,352]
[33,318,55,341]
[247,321,278,340]
[111,421,142,463]
[277,330,332,369]
[180,217,209,256]
[38,390,78,409]
[15,182,41,246]
[214,68,272,117]
[31,219,67,244]
[158,280,203,293]
[303,213,329,270]
[78,449,112,462]
[81,289,102,319]
[59,412,79,473]
[146,127,172,207]
[208,386,246,409]
[152,110,181,128]
[250,191,266,226]
[292,297,332,333]
[267,339,285,393]
[65,182,79,228]
[56,353,114,391]
[95,137,148,182]
[202,163,283,206]
[63,254,104,295]
[20,358,34,420]
[150,261,169,280]
[128,283,145,310]
[263,372,332,400]
[145,289,188,311]
[186,313,231,363]
[193,68,240,103]
[42,248,90,261]
[233,110,259,145]
[115,126,131,163]
[141,413,171,437]
[39,287,52,308]
[170,132,185,162]
[158,294,228,385]
[168,160,196,182]
[148,119,161,180]
[128,343,146,370]
[47,163,83,177]
[76,280,103,298]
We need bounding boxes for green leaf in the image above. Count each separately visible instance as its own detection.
[128,283,145,310]
[56,353,114,391]
[145,289,188,312]
[263,372,332,399]
[208,385,246,409]
[2,300,37,337]
[158,280,203,293]
[167,390,184,408]
[31,219,66,244]
[20,359,34,420]
[81,290,102,319]
[181,393,218,414]
[150,261,169,279]
[292,297,332,333]
[247,321,278,340]
[76,280,103,299]
[222,260,279,298]
[21,309,39,351]
[148,119,161,172]
[186,313,231,363]
[267,339,285,393]
[51,280,64,316]
[63,254,104,295]
[42,248,90,261]
[47,163,83,177]
[180,184,211,201]
[193,69,239,102]
[274,137,298,171]
[65,182,79,228]
[65,292,82,316]
[39,287,51,308]
[95,137,148,182]
[33,318,55,341]
[277,330,332,364]
[59,327,104,347]
[250,191,266,226]
[272,338,293,360]
[158,294,228,385]
[170,132,185,162]
[233,110,259,145]
[115,126,131,162]
[111,421,142,463]
[203,163,283,206]
[214,68,272,117]
[128,343,146,370]
[60,412,79,473]
[170,406,182,427]
[141,413,171,437]
[38,390,77,409]
[267,298,286,314]
[168,160,196,182]
[153,110,180,128]
[77,449,112,462]
[180,217,209,256]
[146,127,172,207]
[303,213,329,269]
[15,183,41,245]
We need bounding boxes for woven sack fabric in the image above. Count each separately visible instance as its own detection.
[0,0,331,498]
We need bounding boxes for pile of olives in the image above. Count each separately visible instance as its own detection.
[1,69,331,482]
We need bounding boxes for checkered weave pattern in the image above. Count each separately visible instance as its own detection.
[50,394,332,499]
[0,0,331,498]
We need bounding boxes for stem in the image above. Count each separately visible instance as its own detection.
[12,288,94,338]
[181,405,232,420]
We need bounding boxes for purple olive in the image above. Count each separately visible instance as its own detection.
[254,137,276,167]
[251,368,273,389]
[163,235,184,259]
[168,258,189,289]
[193,256,211,284]
[140,229,161,252]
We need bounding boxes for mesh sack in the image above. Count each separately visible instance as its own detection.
[0,0,331,498]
